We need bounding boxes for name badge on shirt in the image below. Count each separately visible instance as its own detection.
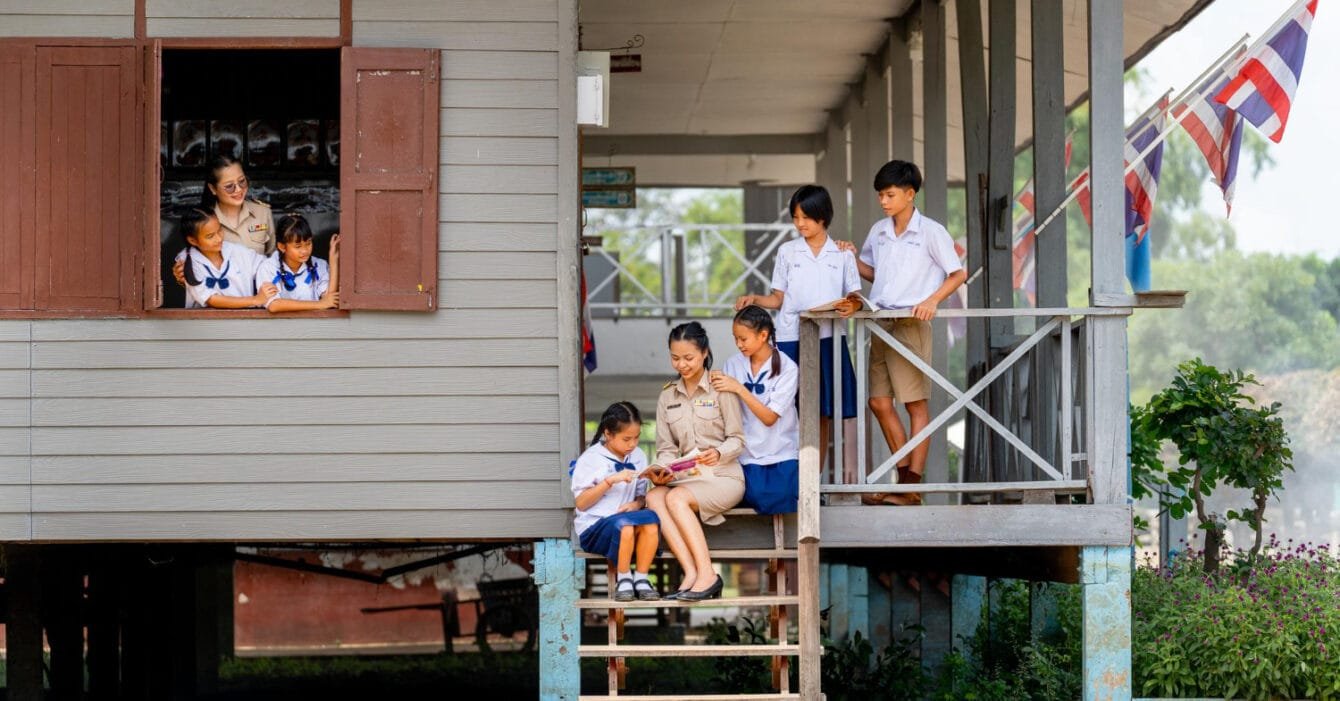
[250,224,268,232]
[692,398,717,408]
[666,403,681,410]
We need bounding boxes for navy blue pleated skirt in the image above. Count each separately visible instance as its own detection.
[578,510,660,563]
[777,337,858,419]
[741,459,799,514]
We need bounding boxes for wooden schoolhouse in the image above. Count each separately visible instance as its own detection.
[0,1,1210,699]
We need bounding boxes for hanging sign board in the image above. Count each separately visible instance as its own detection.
[582,189,636,209]
[610,54,642,73]
[582,167,636,188]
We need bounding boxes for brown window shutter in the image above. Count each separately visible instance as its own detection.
[143,40,163,310]
[34,46,139,313]
[0,45,35,310]
[338,47,440,311]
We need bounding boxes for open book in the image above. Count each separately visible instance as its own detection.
[808,294,878,313]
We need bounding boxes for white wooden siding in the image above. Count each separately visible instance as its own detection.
[145,0,340,37]
[5,0,575,542]
[0,1,134,38]
[0,321,30,539]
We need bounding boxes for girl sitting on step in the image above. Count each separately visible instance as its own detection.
[571,401,661,602]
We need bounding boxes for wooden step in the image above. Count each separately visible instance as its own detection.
[579,644,800,658]
[580,695,800,700]
[577,595,799,610]
[578,548,796,561]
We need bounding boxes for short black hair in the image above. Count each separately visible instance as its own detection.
[873,160,922,193]
[788,184,833,227]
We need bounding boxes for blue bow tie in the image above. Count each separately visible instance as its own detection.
[204,260,231,289]
[274,264,318,291]
[608,456,638,472]
[743,370,769,395]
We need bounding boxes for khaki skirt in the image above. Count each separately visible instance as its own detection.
[678,463,746,526]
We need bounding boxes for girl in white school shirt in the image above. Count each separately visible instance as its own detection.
[179,209,276,309]
[734,184,861,479]
[256,214,340,313]
[570,401,661,602]
[711,305,800,514]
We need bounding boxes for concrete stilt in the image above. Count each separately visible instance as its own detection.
[534,538,584,701]
[4,545,44,701]
[1030,581,1062,642]
[828,563,850,640]
[1081,546,1132,700]
[950,575,986,664]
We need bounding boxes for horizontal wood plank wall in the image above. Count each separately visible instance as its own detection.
[0,321,31,539]
[20,0,568,541]
[144,0,340,37]
[0,1,135,38]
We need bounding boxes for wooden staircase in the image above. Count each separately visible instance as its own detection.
[576,510,809,700]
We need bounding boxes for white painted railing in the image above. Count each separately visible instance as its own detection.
[799,308,1129,501]
[586,224,797,317]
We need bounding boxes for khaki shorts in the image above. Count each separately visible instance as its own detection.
[868,318,933,403]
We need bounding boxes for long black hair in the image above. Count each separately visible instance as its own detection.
[200,155,244,211]
[734,304,780,378]
[668,321,713,371]
[591,401,642,447]
[275,213,319,285]
[178,208,216,287]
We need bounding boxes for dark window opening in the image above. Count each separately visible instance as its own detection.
[157,48,341,310]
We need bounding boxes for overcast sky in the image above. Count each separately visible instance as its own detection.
[1136,0,1338,259]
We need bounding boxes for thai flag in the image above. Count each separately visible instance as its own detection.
[1123,96,1169,243]
[580,270,597,372]
[1214,0,1317,143]
[1174,61,1245,214]
[1067,97,1168,244]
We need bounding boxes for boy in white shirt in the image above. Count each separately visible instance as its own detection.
[845,161,966,505]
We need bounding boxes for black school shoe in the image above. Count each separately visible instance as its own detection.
[676,575,723,602]
[613,577,635,602]
[633,579,660,601]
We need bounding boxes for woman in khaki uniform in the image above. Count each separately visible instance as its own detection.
[201,155,275,256]
[644,322,746,602]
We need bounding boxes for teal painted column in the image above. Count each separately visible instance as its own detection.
[1030,582,1061,642]
[950,575,986,664]
[1081,546,1132,701]
[534,539,584,701]
[829,563,850,640]
[848,566,869,640]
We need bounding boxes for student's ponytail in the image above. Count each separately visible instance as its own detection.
[590,401,643,446]
[733,305,780,377]
[668,321,713,371]
[178,208,214,287]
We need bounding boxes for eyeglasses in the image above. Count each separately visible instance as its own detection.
[219,177,249,194]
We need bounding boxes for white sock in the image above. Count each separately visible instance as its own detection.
[633,571,650,583]
[616,570,633,583]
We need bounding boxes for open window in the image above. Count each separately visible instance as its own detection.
[1,42,439,317]
[150,46,439,313]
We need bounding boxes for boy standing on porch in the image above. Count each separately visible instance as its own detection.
[841,160,966,505]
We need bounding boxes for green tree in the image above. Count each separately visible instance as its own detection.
[1135,359,1294,572]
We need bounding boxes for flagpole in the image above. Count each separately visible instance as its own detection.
[1025,33,1251,242]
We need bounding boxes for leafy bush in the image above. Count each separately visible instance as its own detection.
[821,627,928,701]
[1134,538,1340,700]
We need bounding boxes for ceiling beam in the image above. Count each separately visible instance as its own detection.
[583,133,822,157]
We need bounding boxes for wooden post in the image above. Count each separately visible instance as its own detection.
[920,574,954,674]
[45,546,85,700]
[88,549,123,699]
[1032,0,1068,308]
[820,116,848,240]
[957,0,990,487]
[1085,0,1133,697]
[534,538,584,701]
[798,317,822,700]
[922,0,952,500]
[888,19,914,163]
[5,545,44,701]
